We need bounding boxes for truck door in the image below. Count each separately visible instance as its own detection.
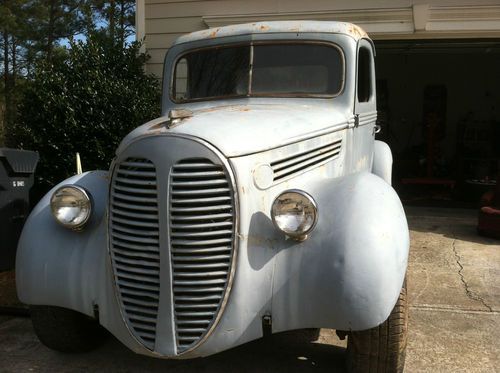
[352,38,377,172]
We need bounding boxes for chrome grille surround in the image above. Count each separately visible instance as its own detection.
[108,135,238,357]
[109,158,160,350]
[169,159,235,353]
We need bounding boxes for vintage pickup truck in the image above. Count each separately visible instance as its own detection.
[17,21,409,373]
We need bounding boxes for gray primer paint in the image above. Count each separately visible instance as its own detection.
[16,21,409,359]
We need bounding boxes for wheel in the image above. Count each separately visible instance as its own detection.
[30,305,108,353]
[346,277,408,373]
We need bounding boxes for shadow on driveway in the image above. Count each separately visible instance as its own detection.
[0,318,347,373]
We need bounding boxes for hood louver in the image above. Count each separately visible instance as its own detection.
[271,139,342,183]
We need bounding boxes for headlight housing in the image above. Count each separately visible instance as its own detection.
[271,190,318,240]
[50,185,92,230]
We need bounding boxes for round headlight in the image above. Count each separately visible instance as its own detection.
[271,190,318,240]
[50,185,92,229]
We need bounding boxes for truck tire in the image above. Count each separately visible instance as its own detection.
[30,305,107,353]
[346,278,408,373]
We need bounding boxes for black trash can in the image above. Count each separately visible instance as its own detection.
[0,148,39,272]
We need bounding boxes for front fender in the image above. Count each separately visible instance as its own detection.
[15,171,148,354]
[372,140,393,185]
[272,172,409,332]
[16,171,109,312]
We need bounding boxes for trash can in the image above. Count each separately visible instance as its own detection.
[0,148,39,272]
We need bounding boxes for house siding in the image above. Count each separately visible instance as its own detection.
[140,0,500,78]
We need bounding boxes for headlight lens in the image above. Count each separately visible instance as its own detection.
[50,185,92,229]
[271,190,318,240]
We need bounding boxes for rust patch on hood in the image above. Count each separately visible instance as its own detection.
[149,121,165,130]
[194,105,253,114]
[146,116,170,133]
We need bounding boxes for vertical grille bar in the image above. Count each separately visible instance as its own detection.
[109,158,160,350]
[169,158,235,353]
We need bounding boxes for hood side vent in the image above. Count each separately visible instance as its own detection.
[271,139,342,183]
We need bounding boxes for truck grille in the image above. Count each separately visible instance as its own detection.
[109,147,236,356]
[169,159,235,352]
[109,158,160,350]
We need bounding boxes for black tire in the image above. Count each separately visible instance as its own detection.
[346,278,408,373]
[30,305,108,353]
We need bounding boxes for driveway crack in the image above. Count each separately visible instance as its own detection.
[451,239,493,312]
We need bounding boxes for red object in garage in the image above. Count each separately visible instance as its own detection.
[478,167,500,239]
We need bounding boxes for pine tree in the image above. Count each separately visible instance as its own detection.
[0,0,27,133]
[93,0,135,46]
[29,0,87,62]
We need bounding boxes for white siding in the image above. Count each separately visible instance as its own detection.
[140,0,500,78]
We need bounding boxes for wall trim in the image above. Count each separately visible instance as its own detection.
[202,5,500,39]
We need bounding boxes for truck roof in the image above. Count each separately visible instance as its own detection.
[173,20,369,46]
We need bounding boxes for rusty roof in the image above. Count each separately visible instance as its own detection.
[173,21,369,45]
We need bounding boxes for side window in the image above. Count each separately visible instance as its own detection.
[357,46,373,103]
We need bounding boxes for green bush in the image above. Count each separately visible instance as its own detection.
[7,35,161,191]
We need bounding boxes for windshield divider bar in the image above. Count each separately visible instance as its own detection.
[248,43,254,96]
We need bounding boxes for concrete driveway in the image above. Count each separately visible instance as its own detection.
[0,207,499,372]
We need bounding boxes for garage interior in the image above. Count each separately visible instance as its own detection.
[374,39,500,207]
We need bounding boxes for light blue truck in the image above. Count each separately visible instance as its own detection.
[17,21,409,373]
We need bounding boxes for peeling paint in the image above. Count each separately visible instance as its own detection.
[347,23,368,39]
[210,28,220,38]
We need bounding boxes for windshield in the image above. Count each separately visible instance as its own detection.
[172,43,344,102]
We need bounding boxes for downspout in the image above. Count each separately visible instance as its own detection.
[136,0,146,55]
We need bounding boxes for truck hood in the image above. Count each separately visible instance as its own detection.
[118,104,351,158]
